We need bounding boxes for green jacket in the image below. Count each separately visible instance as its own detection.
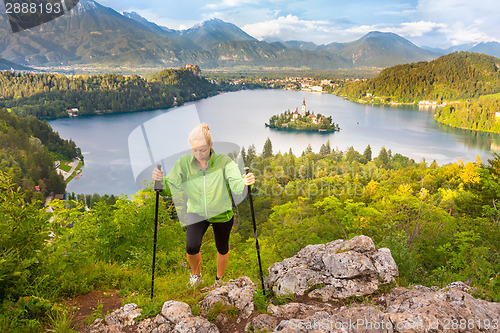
[165,149,245,223]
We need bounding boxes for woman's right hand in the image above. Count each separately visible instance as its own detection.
[152,167,164,181]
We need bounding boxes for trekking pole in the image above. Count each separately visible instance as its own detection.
[151,164,163,300]
[245,167,265,295]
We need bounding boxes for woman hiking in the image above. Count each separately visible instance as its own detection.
[152,123,255,286]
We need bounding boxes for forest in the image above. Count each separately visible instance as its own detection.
[0,68,224,119]
[324,52,500,133]
[1,138,499,332]
[0,108,83,200]
[328,52,500,103]
[434,94,500,132]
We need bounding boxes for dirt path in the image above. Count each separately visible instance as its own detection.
[64,290,122,332]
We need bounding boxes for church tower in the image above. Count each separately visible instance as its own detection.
[301,98,306,116]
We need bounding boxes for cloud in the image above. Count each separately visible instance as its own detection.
[417,0,500,44]
[205,0,255,10]
[242,14,333,42]
[392,21,448,37]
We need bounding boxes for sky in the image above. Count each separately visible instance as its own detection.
[72,0,500,48]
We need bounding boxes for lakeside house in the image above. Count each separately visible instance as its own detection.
[66,108,79,117]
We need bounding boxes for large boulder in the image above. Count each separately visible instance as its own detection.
[264,235,399,300]
[201,276,256,321]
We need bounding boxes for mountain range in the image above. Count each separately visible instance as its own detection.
[0,0,499,71]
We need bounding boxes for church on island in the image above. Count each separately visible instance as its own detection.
[266,98,340,132]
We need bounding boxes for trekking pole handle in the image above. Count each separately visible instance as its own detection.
[154,164,163,191]
[244,167,251,187]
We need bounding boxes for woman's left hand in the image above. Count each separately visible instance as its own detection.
[243,172,255,186]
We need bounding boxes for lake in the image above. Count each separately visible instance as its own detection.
[47,89,500,195]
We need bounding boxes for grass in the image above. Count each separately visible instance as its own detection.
[47,307,77,333]
[59,163,72,173]
[206,302,240,322]
[254,289,296,313]
[65,160,83,184]
[480,92,500,100]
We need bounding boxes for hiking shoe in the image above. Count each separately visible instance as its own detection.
[214,276,224,286]
[189,274,202,287]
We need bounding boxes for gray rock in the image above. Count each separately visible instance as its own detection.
[338,234,376,253]
[201,276,256,320]
[151,323,174,333]
[245,314,279,332]
[89,303,142,332]
[267,302,332,319]
[265,235,398,299]
[322,251,377,279]
[173,316,219,333]
[268,267,323,296]
[383,286,500,332]
[154,314,168,325]
[441,280,475,293]
[309,276,379,301]
[371,247,399,283]
[161,300,192,324]
[137,318,157,333]
[271,284,500,332]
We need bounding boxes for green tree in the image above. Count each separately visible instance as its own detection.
[319,140,331,156]
[0,171,48,300]
[262,137,273,159]
[363,144,372,162]
[375,146,390,167]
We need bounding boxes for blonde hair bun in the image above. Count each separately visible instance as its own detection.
[189,123,213,147]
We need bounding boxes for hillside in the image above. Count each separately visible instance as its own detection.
[319,31,439,67]
[0,108,82,199]
[330,52,500,103]
[0,67,221,119]
[326,52,500,133]
[0,57,33,71]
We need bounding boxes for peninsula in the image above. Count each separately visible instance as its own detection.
[266,99,340,132]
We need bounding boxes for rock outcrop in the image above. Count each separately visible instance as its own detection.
[265,235,399,301]
[269,282,500,333]
[86,235,500,333]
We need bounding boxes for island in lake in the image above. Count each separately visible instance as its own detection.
[266,98,340,132]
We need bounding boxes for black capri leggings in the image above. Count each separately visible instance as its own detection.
[186,214,234,255]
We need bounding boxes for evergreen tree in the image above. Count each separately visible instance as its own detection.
[319,140,332,156]
[363,144,372,162]
[247,144,257,164]
[376,146,390,167]
[262,137,273,158]
[240,147,247,165]
[303,144,313,155]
